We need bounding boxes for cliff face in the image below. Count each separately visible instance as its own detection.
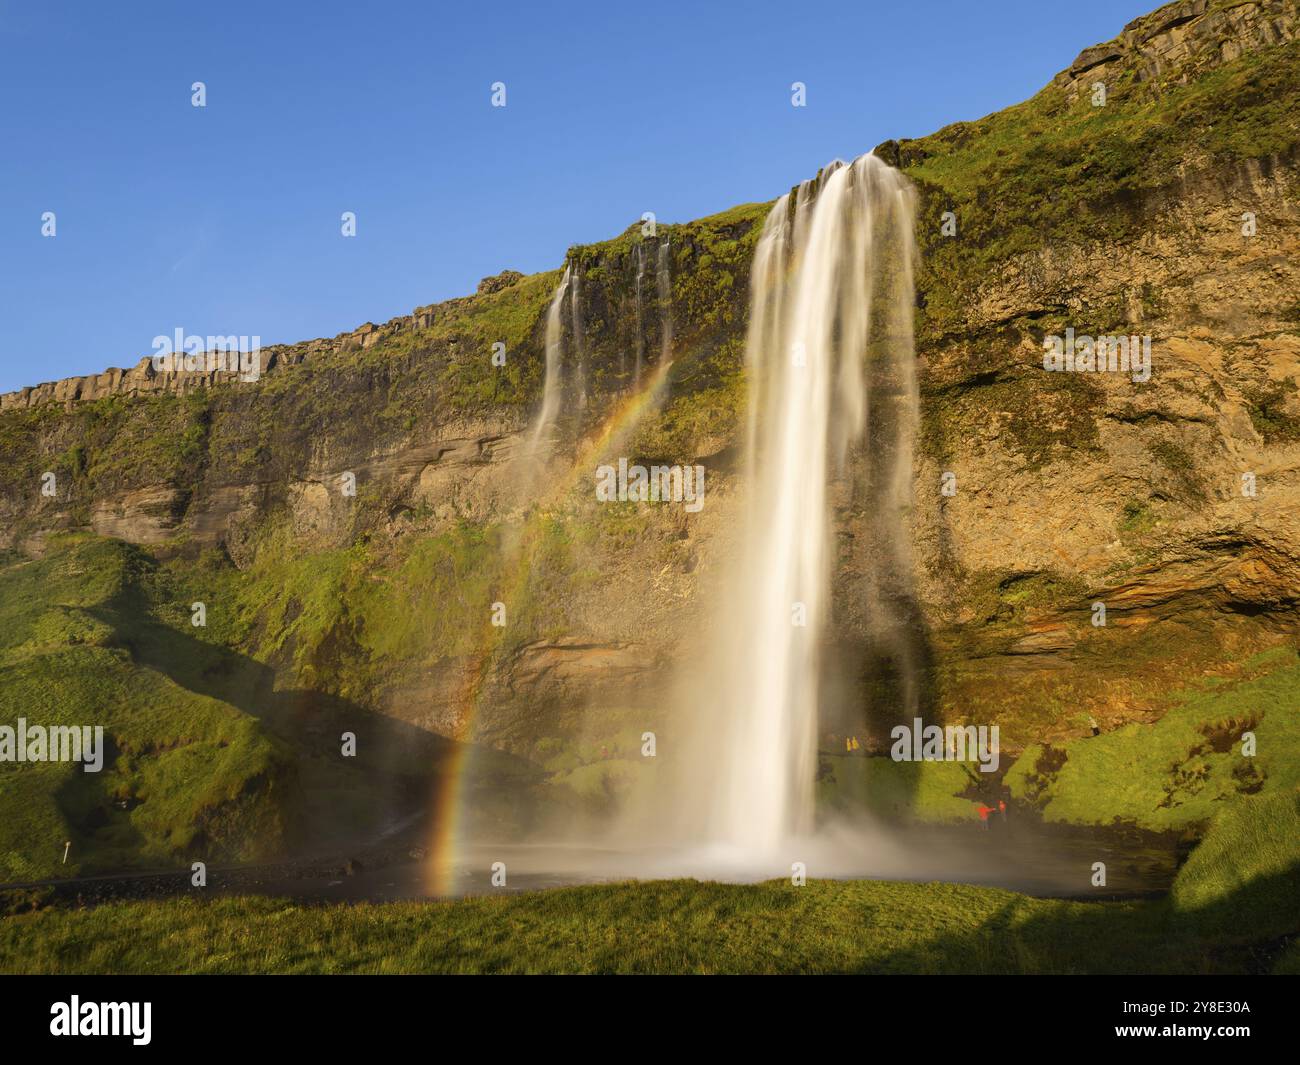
[894,0,1300,742]
[2,0,1298,761]
[1055,0,1297,98]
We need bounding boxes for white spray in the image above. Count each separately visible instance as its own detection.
[657,242,673,365]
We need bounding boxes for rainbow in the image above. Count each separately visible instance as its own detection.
[426,356,676,894]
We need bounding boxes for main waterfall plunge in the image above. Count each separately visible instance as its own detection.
[658,152,919,865]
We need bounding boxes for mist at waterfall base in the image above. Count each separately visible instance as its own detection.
[444,155,1090,895]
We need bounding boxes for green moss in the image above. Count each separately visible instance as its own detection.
[922,364,1103,472]
[353,525,502,665]
[1004,649,1300,831]
[426,270,562,411]
[1118,498,1157,536]
[1244,380,1300,444]
[0,392,211,514]
[961,568,1089,627]
[197,504,593,711]
[818,755,979,822]
[631,361,745,460]
[1148,440,1207,503]
[544,759,642,813]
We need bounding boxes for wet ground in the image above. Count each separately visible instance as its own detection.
[2,811,1184,908]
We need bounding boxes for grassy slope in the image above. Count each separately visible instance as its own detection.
[1171,788,1300,935]
[1005,648,1300,831]
[819,645,1300,829]
[0,537,287,881]
[167,514,585,707]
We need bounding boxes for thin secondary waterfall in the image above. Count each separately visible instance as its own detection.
[656,242,673,364]
[529,264,571,455]
[633,244,645,385]
[701,153,917,855]
[571,268,588,409]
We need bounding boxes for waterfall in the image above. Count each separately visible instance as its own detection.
[571,267,588,409]
[633,244,645,386]
[528,264,571,455]
[656,242,673,364]
[699,153,917,855]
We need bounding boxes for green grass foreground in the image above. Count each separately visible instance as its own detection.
[0,877,1292,976]
[0,879,1284,975]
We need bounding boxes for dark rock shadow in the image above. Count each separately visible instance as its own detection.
[87,588,469,861]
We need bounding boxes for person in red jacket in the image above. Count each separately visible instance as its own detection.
[976,803,994,829]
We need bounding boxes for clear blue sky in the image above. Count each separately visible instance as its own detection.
[0,0,1149,393]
